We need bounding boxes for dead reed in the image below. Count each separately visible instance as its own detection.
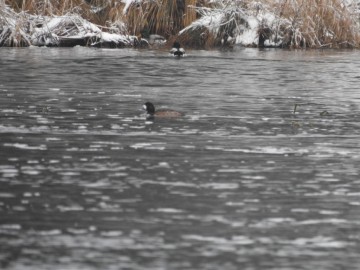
[2,0,360,48]
[0,5,31,46]
[178,0,248,48]
[271,0,360,48]
[125,0,198,37]
[6,0,87,16]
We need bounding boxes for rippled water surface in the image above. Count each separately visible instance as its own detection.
[1,47,360,270]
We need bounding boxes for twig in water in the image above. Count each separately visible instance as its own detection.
[293,103,298,114]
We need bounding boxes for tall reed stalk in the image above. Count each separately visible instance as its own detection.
[125,0,200,37]
[272,0,360,48]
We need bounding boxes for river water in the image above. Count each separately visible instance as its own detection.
[1,47,360,270]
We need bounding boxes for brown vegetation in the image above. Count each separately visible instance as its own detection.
[6,0,88,16]
[124,0,198,38]
[271,0,360,48]
[0,4,31,46]
[1,0,360,48]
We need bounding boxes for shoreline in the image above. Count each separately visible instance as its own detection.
[1,0,360,49]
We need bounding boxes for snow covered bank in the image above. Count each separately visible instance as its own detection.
[179,0,360,49]
[0,4,145,48]
[2,0,360,49]
[31,14,143,47]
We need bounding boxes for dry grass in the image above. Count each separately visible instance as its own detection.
[270,0,360,48]
[85,0,126,27]
[171,25,215,49]
[6,0,88,16]
[125,0,199,37]
[178,0,248,48]
[5,0,123,27]
[0,5,31,46]
[2,0,360,48]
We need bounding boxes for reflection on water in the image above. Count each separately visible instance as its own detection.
[1,47,360,270]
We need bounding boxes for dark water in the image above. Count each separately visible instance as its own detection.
[1,46,360,270]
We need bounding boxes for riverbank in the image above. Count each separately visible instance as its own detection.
[1,0,360,49]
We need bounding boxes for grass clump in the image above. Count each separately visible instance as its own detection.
[271,0,360,48]
[124,0,198,38]
[0,4,31,46]
[178,1,256,48]
[6,0,88,16]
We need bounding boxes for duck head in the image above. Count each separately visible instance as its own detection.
[143,102,155,115]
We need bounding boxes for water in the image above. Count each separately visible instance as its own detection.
[1,46,360,270]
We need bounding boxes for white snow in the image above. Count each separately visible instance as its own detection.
[180,11,223,36]
[100,32,131,45]
[29,14,135,47]
[236,16,258,46]
[121,0,143,14]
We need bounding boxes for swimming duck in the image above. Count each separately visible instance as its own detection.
[143,102,182,118]
[170,41,185,57]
